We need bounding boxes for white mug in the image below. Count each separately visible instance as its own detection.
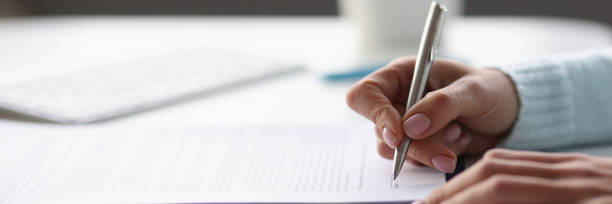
[339,0,463,62]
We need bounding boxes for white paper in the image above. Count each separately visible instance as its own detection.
[0,124,444,203]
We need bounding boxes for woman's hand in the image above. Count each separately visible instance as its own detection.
[346,57,519,172]
[422,149,612,204]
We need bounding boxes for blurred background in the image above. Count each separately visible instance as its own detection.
[2,2,612,202]
[1,0,611,25]
[0,0,610,124]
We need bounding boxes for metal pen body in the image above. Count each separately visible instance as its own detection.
[392,1,447,181]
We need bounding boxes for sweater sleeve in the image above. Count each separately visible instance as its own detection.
[496,48,612,150]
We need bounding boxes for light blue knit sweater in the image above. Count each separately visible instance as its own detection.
[498,48,612,150]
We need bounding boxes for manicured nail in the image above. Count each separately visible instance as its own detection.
[413,201,426,204]
[444,124,461,143]
[403,113,431,138]
[431,155,456,173]
[382,127,396,147]
[459,133,472,147]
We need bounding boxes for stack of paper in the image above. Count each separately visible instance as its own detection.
[0,124,444,203]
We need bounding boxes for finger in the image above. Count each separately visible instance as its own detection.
[347,57,471,147]
[441,176,612,204]
[346,58,418,147]
[347,56,417,119]
[426,150,582,203]
[592,157,612,169]
[445,131,472,157]
[393,123,473,170]
[402,69,517,140]
[405,123,486,173]
[481,150,612,179]
[461,132,498,155]
[347,81,403,147]
[405,124,467,173]
[376,138,394,159]
[376,137,425,166]
[484,148,591,163]
[409,159,425,166]
[439,175,573,204]
[401,76,486,140]
[376,126,413,164]
[562,177,612,195]
[495,150,612,170]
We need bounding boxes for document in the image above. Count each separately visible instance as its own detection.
[0,124,444,203]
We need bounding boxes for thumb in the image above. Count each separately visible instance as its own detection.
[401,79,485,140]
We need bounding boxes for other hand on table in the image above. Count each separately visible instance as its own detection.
[421,149,612,204]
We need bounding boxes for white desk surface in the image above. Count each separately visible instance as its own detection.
[0,16,611,155]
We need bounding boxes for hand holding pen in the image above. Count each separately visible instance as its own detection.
[346,54,519,173]
[345,2,520,174]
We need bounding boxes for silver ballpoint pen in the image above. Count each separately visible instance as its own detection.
[392,1,447,181]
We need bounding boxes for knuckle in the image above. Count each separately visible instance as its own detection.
[486,174,513,193]
[426,188,448,204]
[370,105,389,127]
[566,153,590,161]
[426,91,455,109]
[346,81,392,123]
[345,83,364,109]
[461,77,487,97]
[346,80,380,109]
[483,148,505,160]
[347,80,392,122]
[477,158,499,177]
[473,154,502,178]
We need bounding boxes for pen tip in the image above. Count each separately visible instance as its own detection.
[391,174,400,189]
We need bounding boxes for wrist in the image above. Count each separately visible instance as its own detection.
[490,68,520,138]
[469,68,520,137]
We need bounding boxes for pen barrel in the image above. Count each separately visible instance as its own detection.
[393,1,447,180]
[406,1,446,110]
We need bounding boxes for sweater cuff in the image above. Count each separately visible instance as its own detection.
[494,60,576,150]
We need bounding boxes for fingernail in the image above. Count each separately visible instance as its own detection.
[444,124,461,143]
[413,201,426,204]
[382,127,396,147]
[459,133,472,147]
[431,155,456,173]
[403,113,431,138]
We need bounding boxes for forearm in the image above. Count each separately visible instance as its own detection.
[498,48,612,150]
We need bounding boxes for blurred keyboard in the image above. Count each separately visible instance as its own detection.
[0,49,302,123]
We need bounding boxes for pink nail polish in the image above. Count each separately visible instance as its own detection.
[444,124,461,143]
[403,113,431,138]
[382,127,396,147]
[459,133,472,147]
[431,155,456,173]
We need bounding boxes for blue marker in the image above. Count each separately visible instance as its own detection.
[322,62,386,82]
